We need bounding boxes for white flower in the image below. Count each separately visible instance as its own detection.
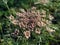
[35,28,41,34]
[9,15,14,21]
[24,31,30,39]
[49,14,54,20]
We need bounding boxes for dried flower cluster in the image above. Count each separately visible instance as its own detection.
[9,7,55,39]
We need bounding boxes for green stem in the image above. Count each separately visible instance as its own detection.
[5,3,11,15]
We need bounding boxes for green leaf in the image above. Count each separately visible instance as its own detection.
[3,0,8,4]
[0,23,2,31]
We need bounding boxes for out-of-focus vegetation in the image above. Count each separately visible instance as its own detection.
[0,0,60,45]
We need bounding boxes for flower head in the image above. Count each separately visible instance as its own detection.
[24,31,30,39]
[35,28,41,34]
[9,15,14,21]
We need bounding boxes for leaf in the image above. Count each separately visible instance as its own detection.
[3,0,8,4]
[0,23,2,31]
[0,11,3,16]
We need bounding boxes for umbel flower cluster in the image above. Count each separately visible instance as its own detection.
[9,7,55,39]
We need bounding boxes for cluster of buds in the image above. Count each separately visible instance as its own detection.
[9,7,55,39]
